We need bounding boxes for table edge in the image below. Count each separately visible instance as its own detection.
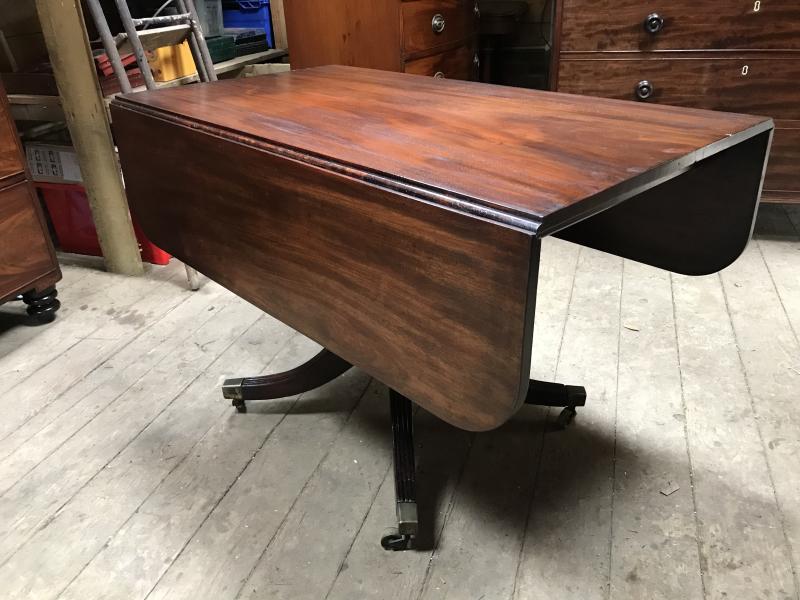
[110,96,774,236]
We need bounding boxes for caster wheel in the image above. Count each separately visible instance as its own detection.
[555,406,577,430]
[233,400,247,414]
[381,532,412,551]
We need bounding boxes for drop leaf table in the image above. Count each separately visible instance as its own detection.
[110,66,772,551]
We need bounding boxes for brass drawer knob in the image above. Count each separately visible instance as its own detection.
[432,14,446,33]
[644,13,664,34]
[635,80,654,100]
[434,71,446,79]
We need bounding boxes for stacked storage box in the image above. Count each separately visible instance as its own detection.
[222,0,274,48]
[226,28,270,56]
[206,35,236,63]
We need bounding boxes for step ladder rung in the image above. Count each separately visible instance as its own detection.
[114,24,192,54]
[131,13,192,28]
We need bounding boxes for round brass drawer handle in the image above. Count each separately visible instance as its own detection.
[432,13,446,34]
[635,80,654,100]
[434,71,446,79]
[644,12,664,34]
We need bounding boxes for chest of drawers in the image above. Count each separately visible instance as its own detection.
[551,0,800,203]
[0,81,61,321]
[284,0,480,80]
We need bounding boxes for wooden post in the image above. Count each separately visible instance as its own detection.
[35,0,144,276]
[270,0,288,50]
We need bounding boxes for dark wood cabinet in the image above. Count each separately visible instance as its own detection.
[284,0,480,80]
[551,0,800,203]
[0,81,61,322]
[558,0,800,52]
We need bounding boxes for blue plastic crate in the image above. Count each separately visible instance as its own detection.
[222,0,274,48]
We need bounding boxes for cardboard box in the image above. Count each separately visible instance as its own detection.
[146,41,197,82]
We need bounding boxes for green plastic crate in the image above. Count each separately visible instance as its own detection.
[206,35,236,63]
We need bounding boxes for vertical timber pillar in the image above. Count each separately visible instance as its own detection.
[270,0,288,50]
[35,0,144,276]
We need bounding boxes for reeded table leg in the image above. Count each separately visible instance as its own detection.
[379,380,586,551]
[221,348,352,412]
[22,286,61,325]
[222,349,585,552]
[381,389,418,551]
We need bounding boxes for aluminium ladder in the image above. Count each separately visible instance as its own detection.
[86,0,218,290]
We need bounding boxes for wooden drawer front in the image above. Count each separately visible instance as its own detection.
[0,92,24,184]
[404,43,476,80]
[560,0,800,51]
[557,57,800,120]
[0,182,56,298]
[402,0,476,57]
[763,122,800,193]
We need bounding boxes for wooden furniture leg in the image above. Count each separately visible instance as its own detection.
[220,347,585,551]
[381,389,418,551]
[21,286,61,324]
[221,348,353,413]
[381,379,586,552]
[525,379,587,429]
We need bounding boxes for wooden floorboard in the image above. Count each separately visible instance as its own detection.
[237,379,392,600]
[56,319,299,600]
[720,244,800,595]
[516,248,623,600]
[324,408,473,600]
[0,280,234,494]
[0,296,262,586]
[0,225,797,599]
[0,262,184,434]
[785,205,800,235]
[672,270,796,599]
[757,237,800,344]
[0,261,97,360]
[610,261,703,599]
[0,260,182,372]
[0,269,206,451]
[146,346,372,600]
[754,207,800,345]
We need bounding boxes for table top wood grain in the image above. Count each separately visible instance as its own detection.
[114,65,772,236]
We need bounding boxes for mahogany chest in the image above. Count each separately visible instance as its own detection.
[0,81,61,321]
[550,0,800,203]
[284,0,481,80]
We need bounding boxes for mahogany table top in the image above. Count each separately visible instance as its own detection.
[114,65,771,236]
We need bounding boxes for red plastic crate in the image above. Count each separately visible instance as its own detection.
[37,182,171,265]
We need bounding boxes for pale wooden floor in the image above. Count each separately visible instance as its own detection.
[0,205,798,600]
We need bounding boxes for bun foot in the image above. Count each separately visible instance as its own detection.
[22,287,61,325]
